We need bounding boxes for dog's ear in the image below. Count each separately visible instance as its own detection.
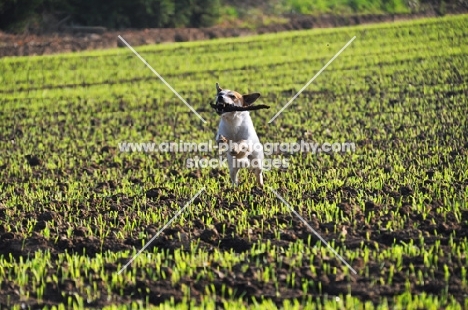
[216,82,222,93]
[242,93,261,106]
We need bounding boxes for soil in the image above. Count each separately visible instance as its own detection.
[0,182,467,307]
[1,10,467,58]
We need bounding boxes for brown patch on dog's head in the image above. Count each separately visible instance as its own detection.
[214,83,261,114]
[215,83,243,107]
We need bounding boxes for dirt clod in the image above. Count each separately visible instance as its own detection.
[25,155,41,166]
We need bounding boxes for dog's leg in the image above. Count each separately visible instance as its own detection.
[229,139,252,158]
[216,134,228,146]
[253,168,264,188]
[227,154,240,186]
[249,156,264,188]
[216,135,228,154]
[230,168,240,187]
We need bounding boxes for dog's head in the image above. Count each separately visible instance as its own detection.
[213,82,261,115]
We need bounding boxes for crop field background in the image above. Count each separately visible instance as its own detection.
[0,14,467,309]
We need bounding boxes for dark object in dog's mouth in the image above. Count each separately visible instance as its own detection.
[210,102,270,114]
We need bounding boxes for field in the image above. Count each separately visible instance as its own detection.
[1,15,468,309]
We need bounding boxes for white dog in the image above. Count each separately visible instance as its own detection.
[213,83,264,187]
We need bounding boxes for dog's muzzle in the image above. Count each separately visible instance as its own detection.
[214,99,227,115]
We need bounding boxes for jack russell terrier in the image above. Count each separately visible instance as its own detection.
[211,83,269,187]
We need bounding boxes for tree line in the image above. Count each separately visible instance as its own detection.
[0,0,221,32]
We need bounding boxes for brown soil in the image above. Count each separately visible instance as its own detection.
[0,183,467,307]
[1,11,466,58]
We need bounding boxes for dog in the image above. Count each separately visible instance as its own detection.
[213,83,264,187]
